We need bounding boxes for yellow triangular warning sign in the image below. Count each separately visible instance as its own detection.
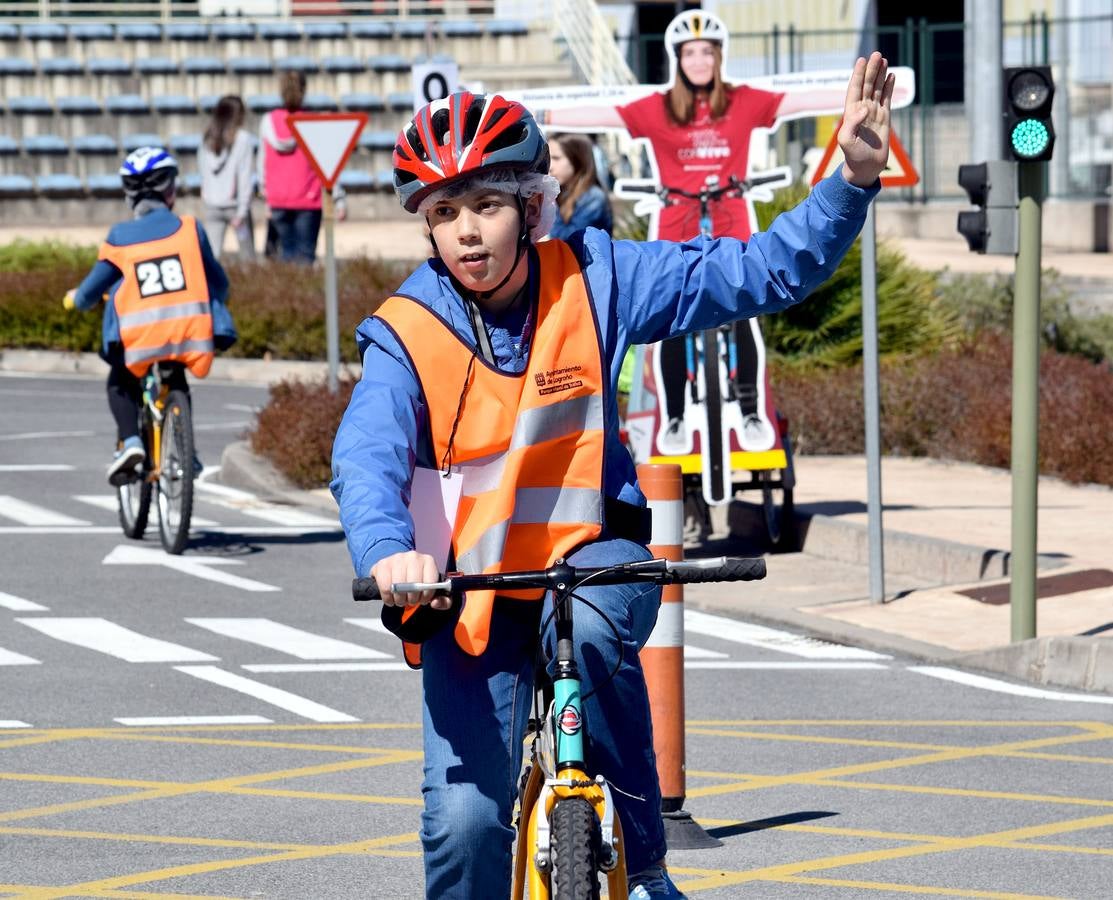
[810,120,919,188]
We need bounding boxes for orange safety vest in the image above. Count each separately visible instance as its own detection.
[100,215,214,378]
[375,240,607,666]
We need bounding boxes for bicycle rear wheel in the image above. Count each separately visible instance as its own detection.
[550,797,601,900]
[156,390,194,555]
[116,414,152,540]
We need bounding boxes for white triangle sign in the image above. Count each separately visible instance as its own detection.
[287,114,368,191]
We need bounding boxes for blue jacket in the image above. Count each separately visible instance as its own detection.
[332,171,878,577]
[550,185,613,240]
[74,204,234,359]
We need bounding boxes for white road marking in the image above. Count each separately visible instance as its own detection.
[685,661,889,670]
[0,721,32,729]
[0,591,48,612]
[73,495,219,526]
[194,421,249,432]
[0,496,89,526]
[103,544,281,593]
[114,715,273,726]
[174,666,359,723]
[186,618,391,660]
[909,666,1113,705]
[0,525,336,535]
[223,404,259,413]
[243,662,409,673]
[683,610,891,660]
[0,431,94,442]
[235,506,338,527]
[683,645,730,659]
[0,646,41,666]
[344,618,393,636]
[16,618,217,664]
[0,465,74,472]
[193,475,255,501]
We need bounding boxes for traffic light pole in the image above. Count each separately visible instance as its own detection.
[1010,161,1044,642]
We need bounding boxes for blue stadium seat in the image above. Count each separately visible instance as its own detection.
[88,58,134,76]
[322,55,365,73]
[169,134,201,155]
[359,130,396,151]
[487,20,529,36]
[212,22,255,41]
[341,92,385,112]
[183,57,226,75]
[136,57,181,75]
[304,22,347,40]
[37,174,85,196]
[230,56,273,75]
[0,175,35,196]
[9,96,54,115]
[0,136,19,156]
[87,174,122,196]
[395,21,428,39]
[338,170,375,193]
[181,172,202,194]
[73,134,119,156]
[374,170,394,191]
[0,23,18,41]
[21,23,67,41]
[58,96,103,115]
[121,133,165,153]
[153,95,197,114]
[369,54,410,72]
[23,135,69,156]
[413,53,456,65]
[246,94,281,113]
[259,22,301,40]
[442,21,483,38]
[350,22,392,39]
[163,23,209,41]
[199,95,221,113]
[39,57,85,76]
[106,95,151,116]
[387,91,415,111]
[117,23,161,42]
[0,58,35,76]
[69,23,115,41]
[302,93,339,111]
[275,55,319,74]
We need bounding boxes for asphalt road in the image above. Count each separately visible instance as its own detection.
[2,372,1112,899]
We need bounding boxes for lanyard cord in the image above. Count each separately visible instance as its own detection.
[440,344,478,477]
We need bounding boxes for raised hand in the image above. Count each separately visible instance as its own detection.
[838,52,895,188]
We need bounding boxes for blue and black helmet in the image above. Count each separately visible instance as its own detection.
[119,146,179,206]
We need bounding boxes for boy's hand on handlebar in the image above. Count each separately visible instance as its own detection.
[370,550,450,610]
[62,289,76,310]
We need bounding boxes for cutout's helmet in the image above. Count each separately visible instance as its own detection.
[663,9,729,60]
[393,91,549,213]
[119,146,178,207]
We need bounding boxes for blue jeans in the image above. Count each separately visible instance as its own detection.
[269,208,321,264]
[420,537,666,899]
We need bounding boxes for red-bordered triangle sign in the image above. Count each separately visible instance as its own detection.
[810,120,919,188]
[287,112,369,192]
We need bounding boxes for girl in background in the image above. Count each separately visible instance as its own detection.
[199,95,256,260]
[547,132,613,239]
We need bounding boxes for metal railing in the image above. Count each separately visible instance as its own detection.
[0,0,502,19]
[552,0,635,87]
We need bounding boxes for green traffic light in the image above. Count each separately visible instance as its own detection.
[1010,119,1051,159]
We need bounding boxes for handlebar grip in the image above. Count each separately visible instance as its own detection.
[352,577,381,602]
[748,173,789,187]
[667,557,766,584]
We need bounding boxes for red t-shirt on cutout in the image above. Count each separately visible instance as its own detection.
[618,86,783,241]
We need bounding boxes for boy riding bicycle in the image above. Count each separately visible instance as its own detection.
[331,54,895,899]
[65,147,236,485]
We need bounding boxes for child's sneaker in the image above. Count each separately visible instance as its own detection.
[629,863,687,899]
[107,437,145,486]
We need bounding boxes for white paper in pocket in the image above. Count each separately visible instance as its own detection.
[409,466,463,572]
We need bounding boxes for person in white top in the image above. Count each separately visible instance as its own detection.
[198,95,256,260]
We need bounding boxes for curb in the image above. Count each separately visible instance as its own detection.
[218,440,338,514]
[956,637,1113,695]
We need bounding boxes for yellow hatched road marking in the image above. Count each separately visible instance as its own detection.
[765,875,1067,899]
[1,891,248,900]
[810,777,1113,809]
[91,733,420,754]
[684,719,1106,728]
[686,726,957,752]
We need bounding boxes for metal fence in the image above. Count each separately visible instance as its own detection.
[628,14,1112,202]
[0,0,499,19]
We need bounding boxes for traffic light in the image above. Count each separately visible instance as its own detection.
[957,160,1017,255]
[1003,66,1055,162]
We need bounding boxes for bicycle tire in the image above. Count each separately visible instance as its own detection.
[116,413,152,539]
[156,390,194,555]
[550,796,601,900]
[701,329,726,504]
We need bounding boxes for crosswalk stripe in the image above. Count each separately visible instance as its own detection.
[0,646,40,666]
[235,507,338,527]
[114,715,273,726]
[683,610,891,660]
[344,618,393,636]
[684,645,730,659]
[174,665,359,723]
[243,662,410,673]
[186,619,391,660]
[0,465,74,472]
[685,661,888,670]
[0,591,48,612]
[73,495,218,527]
[0,721,32,728]
[0,496,89,526]
[16,618,218,663]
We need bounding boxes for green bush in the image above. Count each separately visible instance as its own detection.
[0,239,97,273]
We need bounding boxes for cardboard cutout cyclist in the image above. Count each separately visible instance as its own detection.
[332,52,896,900]
[542,10,912,506]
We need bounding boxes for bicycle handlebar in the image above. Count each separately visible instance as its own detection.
[619,172,790,205]
[351,555,766,602]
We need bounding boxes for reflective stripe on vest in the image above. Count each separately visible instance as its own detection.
[375,239,607,661]
[100,214,214,378]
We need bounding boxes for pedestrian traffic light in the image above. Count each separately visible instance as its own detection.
[1003,66,1055,162]
[957,160,1017,255]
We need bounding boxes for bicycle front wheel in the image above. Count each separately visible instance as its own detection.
[117,413,152,539]
[156,390,194,555]
[550,797,601,900]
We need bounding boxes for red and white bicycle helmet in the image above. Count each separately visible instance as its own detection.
[393,91,549,214]
[664,9,729,60]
